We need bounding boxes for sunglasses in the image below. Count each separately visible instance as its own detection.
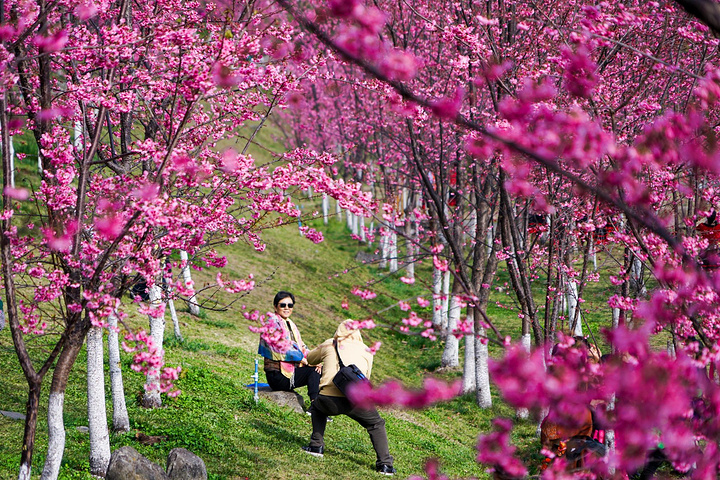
[278,303,294,309]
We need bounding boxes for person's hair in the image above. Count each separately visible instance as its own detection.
[273,291,295,307]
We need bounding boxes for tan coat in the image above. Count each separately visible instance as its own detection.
[307,320,373,397]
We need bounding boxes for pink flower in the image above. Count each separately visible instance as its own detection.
[430,87,465,120]
[417,297,430,308]
[398,301,411,311]
[399,276,415,284]
[212,62,241,89]
[94,215,123,240]
[74,2,98,20]
[366,341,382,354]
[4,187,29,200]
[32,30,68,53]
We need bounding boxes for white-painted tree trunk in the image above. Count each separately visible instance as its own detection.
[179,250,200,316]
[405,242,415,279]
[441,295,461,368]
[517,334,532,419]
[441,270,450,330]
[40,392,65,480]
[346,210,353,230]
[107,313,129,433]
[351,213,359,236]
[87,326,111,477]
[322,194,329,225]
[368,221,374,247]
[18,463,30,480]
[359,216,366,242]
[432,266,443,326]
[142,284,165,408]
[389,232,398,273]
[8,135,14,187]
[462,322,476,394]
[306,186,312,198]
[474,329,492,408]
[567,279,582,336]
[335,197,342,220]
[379,230,388,269]
[632,256,646,296]
[168,297,182,341]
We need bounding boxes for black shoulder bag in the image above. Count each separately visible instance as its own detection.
[332,340,369,397]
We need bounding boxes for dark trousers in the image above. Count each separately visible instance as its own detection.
[265,367,320,401]
[309,394,393,468]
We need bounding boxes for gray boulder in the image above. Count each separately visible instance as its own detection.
[166,448,208,480]
[257,386,306,414]
[106,446,169,480]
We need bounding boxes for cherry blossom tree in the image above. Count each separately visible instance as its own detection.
[272,0,720,476]
[0,1,372,478]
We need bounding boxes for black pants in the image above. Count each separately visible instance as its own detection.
[265,367,320,401]
[309,394,393,468]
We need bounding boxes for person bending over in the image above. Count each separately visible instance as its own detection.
[301,319,395,476]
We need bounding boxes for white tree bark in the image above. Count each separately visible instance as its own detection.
[474,328,492,408]
[462,327,476,394]
[405,242,415,279]
[168,297,182,341]
[107,313,130,433]
[142,284,165,408]
[432,266,443,326]
[18,463,30,480]
[567,278,582,336]
[379,230,388,269]
[335,197,342,220]
[368,221,374,247]
[40,392,65,480]
[179,250,200,316]
[322,194,329,225]
[359,216,366,242]
[351,213,359,236]
[346,209,353,230]
[389,232,398,273]
[441,295,461,368]
[8,135,14,187]
[517,334,532,419]
[632,255,646,296]
[87,326,111,476]
[441,270,450,330]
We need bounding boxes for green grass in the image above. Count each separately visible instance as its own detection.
[0,125,651,479]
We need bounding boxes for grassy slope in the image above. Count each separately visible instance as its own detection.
[0,128,633,479]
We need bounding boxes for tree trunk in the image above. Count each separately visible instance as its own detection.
[107,313,130,433]
[441,280,463,368]
[389,232,398,273]
[142,284,165,409]
[432,264,443,326]
[41,326,87,480]
[359,216,366,242]
[462,321,476,394]
[87,326,111,477]
[516,333,532,419]
[179,250,199,316]
[474,319,492,408]
[322,194,329,225]
[441,270,450,330]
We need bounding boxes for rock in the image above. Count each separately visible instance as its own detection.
[166,448,207,480]
[0,410,25,421]
[257,386,306,414]
[106,446,169,480]
[76,426,89,433]
[355,250,379,264]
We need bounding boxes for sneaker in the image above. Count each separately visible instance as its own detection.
[306,410,333,422]
[301,445,324,458]
[377,464,396,476]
